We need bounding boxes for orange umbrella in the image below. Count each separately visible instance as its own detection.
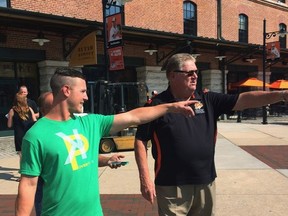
[269,79,288,89]
[232,77,271,87]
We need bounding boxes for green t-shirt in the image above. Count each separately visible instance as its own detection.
[20,114,114,216]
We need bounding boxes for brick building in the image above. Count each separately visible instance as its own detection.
[0,0,287,131]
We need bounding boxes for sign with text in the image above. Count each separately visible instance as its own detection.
[108,46,124,71]
[69,32,97,66]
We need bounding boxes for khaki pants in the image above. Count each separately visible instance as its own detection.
[156,181,215,216]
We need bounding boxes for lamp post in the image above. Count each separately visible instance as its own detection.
[102,0,111,82]
[262,19,288,124]
[102,0,132,81]
[262,19,268,124]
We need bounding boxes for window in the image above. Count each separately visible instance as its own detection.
[239,14,248,43]
[279,23,287,48]
[105,1,124,25]
[105,1,122,16]
[278,0,286,3]
[0,0,10,7]
[183,1,197,36]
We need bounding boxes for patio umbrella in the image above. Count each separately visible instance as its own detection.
[269,79,288,89]
[232,77,271,87]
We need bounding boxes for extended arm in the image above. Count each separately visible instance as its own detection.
[98,154,125,168]
[134,139,155,204]
[233,90,288,111]
[29,107,37,122]
[15,175,38,216]
[7,109,14,128]
[110,100,195,134]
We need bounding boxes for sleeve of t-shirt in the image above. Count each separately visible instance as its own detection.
[135,102,156,142]
[98,114,114,136]
[135,121,152,142]
[20,135,42,176]
[82,114,114,137]
[206,92,239,117]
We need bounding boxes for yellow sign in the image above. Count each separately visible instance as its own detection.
[69,32,97,67]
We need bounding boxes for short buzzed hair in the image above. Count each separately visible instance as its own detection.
[50,67,86,94]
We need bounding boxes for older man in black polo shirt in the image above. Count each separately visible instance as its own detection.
[134,53,288,216]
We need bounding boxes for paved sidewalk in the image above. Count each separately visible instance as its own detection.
[1,120,288,215]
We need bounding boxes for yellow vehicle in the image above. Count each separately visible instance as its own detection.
[85,80,148,153]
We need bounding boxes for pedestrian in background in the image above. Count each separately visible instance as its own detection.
[7,93,36,175]
[18,85,39,119]
[134,53,288,216]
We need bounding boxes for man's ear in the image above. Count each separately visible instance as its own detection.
[62,85,70,97]
[167,72,174,80]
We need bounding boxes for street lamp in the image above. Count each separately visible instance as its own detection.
[262,19,288,124]
[102,0,132,81]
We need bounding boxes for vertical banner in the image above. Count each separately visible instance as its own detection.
[266,41,280,60]
[108,46,124,71]
[106,13,123,48]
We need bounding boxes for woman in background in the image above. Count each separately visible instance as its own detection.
[7,93,36,167]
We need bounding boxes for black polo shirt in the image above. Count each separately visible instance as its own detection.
[136,88,238,186]
[27,98,39,115]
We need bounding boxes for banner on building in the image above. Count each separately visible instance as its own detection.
[69,31,97,67]
[266,41,280,60]
[107,13,123,48]
[108,46,124,71]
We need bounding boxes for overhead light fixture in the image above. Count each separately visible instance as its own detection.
[144,44,158,55]
[191,54,201,59]
[191,48,201,59]
[32,31,50,46]
[245,56,256,63]
[215,55,226,61]
[279,27,288,38]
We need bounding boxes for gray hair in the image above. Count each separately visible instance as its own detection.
[164,53,196,78]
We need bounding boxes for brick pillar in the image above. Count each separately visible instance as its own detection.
[136,66,167,94]
[253,71,271,90]
[201,69,227,93]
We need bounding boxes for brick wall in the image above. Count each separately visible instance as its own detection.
[10,0,288,45]
[6,0,288,62]
[11,0,101,20]
[221,0,288,44]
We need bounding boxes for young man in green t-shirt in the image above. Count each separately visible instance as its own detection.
[33,91,126,216]
[15,67,196,216]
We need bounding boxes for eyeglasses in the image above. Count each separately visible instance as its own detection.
[173,70,198,76]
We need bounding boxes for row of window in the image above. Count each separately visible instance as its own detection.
[1,1,286,48]
[183,1,287,48]
[239,14,286,48]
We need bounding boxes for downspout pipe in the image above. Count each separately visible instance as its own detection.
[217,0,225,40]
[217,0,226,117]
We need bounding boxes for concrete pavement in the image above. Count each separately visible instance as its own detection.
[1,120,288,215]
